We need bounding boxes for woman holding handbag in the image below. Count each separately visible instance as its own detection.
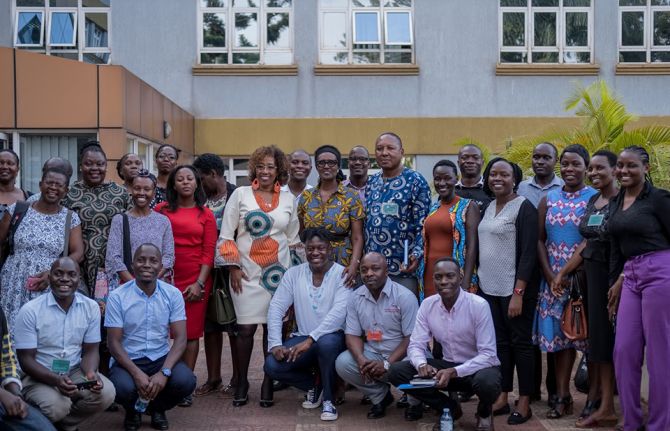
[533,144,596,419]
[105,169,175,294]
[608,146,670,431]
[551,150,619,428]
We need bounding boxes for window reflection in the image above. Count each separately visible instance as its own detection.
[16,12,44,46]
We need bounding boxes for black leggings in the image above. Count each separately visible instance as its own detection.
[481,291,536,396]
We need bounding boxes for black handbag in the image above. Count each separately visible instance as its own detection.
[206,268,236,325]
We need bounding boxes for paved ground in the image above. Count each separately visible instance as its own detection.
[80,334,622,431]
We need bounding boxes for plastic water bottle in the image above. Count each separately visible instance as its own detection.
[135,396,150,413]
[439,407,454,431]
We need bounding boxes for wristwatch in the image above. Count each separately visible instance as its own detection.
[161,368,172,378]
[383,360,390,371]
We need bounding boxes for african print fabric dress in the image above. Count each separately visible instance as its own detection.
[298,182,364,267]
[533,185,596,352]
[215,185,301,325]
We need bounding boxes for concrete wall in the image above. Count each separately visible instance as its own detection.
[0,3,11,47]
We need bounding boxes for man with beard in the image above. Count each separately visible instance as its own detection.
[14,257,115,431]
[388,257,501,431]
[335,252,418,419]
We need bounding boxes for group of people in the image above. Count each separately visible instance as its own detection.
[0,132,667,431]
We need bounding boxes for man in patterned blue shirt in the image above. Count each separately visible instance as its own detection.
[365,132,431,296]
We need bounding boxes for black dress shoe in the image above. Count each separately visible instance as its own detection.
[508,408,532,425]
[124,411,142,431]
[150,411,169,430]
[404,403,424,421]
[367,390,394,419]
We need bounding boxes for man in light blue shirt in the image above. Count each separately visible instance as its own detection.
[105,244,195,431]
[15,257,115,431]
[517,142,564,208]
[264,229,351,422]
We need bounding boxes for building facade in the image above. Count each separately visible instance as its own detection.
[2,0,669,186]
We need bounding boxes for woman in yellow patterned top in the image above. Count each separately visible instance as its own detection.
[298,145,364,288]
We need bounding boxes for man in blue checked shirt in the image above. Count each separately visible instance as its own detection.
[105,244,195,431]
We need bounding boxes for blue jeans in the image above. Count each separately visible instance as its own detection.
[264,332,345,402]
[0,403,56,431]
[109,356,196,413]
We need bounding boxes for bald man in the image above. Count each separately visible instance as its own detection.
[281,150,313,205]
[335,252,418,419]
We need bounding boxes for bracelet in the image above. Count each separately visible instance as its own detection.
[196,279,205,289]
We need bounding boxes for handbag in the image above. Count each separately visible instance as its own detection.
[206,268,236,325]
[574,354,589,394]
[122,213,133,275]
[561,270,588,341]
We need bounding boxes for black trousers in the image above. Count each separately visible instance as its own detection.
[481,291,536,396]
[388,359,501,418]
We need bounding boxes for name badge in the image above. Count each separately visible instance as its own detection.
[366,329,383,342]
[381,202,399,217]
[51,358,70,374]
[587,214,604,227]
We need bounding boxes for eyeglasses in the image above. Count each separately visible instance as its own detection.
[316,160,339,168]
[256,164,277,172]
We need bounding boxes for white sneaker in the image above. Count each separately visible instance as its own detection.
[320,400,338,421]
[302,386,323,409]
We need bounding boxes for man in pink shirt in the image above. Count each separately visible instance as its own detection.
[388,257,501,431]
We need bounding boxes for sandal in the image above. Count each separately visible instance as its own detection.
[194,379,222,397]
[546,395,573,419]
[576,414,618,429]
[578,398,601,419]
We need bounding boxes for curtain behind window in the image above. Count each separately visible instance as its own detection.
[19,135,85,194]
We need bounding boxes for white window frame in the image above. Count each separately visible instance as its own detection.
[618,1,670,63]
[47,10,77,47]
[127,135,158,175]
[12,0,111,64]
[14,10,45,47]
[318,0,415,65]
[498,0,594,64]
[197,1,294,65]
[384,10,413,45]
[352,11,380,44]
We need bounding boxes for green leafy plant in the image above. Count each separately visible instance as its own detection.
[502,80,670,189]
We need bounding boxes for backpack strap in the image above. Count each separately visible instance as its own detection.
[122,213,133,275]
[7,201,31,256]
[62,209,72,257]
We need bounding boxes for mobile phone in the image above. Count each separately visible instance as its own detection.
[25,276,40,291]
[76,380,98,390]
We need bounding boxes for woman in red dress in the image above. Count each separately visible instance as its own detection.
[155,165,217,406]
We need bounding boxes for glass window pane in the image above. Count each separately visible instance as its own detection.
[502,12,525,46]
[50,0,78,6]
[203,13,226,47]
[619,51,646,62]
[267,12,290,48]
[201,52,229,63]
[386,12,411,44]
[232,52,260,63]
[266,0,291,6]
[49,12,76,46]
[321,0,347,7]
[82,0,110,6]
[322,12,347,49]
[384,51,412,63]
[264,51,292,64]
[235,13,259,47]
[352,51,380,63]
[652,0,670,5]
[84,13,108,48]
[201,0,226,6]
[83,52,109,63]
[16,12,43,46]
[235,176,250,186]
[233,159,249,170]
[621,11,645,46]
[500,0,527,6]
[534,12,557,46]
[565,12,588,47]
[384,0,412,6]
[233,0,258,6]
[320,51,348,64]
[563,0,590,6]
[654,11,670,46]
[500,51,527,63]
[651,51,670,61]
[532,51,559,62]
[620,0,645,5]
[563,51,590,63]
[354,12,379,43]
[532,0,558,6]
[17,0,44,5]
[352,0,381,6]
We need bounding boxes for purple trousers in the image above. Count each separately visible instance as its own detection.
[614,249,670,431]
